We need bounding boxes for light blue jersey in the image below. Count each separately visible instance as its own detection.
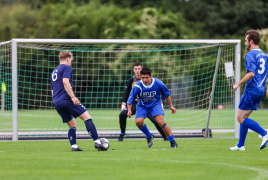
[245,48,268,96]
[127,78,170,109]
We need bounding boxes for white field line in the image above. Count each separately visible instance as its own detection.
[13,156,268,180]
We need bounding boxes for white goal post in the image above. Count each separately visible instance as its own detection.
[3,39,241,141]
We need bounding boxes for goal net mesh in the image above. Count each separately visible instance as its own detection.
[0,42,236,140]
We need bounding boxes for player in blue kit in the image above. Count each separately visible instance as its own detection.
[230,30,268,151]
[50,50,107,151]
[127,67,178,148]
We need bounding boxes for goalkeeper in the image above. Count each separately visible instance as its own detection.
[118,62,168,141]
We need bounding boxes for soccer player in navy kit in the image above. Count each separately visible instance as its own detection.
[230,30,268,151]
[51,50,107,151]
[119,62,168,141]
[127,67,178,148]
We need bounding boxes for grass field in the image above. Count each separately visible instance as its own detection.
[1,132,268,180]
[1,108,268,138]
[1,108,237,132]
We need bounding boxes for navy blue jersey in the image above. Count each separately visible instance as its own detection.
[245,48,268,96]
[50,64,73,104]
[127,78,170,109]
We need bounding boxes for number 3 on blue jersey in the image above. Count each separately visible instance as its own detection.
[258,58,265,74]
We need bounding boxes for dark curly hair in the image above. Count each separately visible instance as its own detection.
[245,29,260,45]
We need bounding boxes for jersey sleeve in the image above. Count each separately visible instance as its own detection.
[245,53,257,73]
[122,77,133,103]
[63,66,73,79]
[127,85,141,105]
[159,81,170,98]
[50,74,53,90]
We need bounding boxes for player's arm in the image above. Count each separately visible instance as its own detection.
[51,90,53,96]
[234,54,256,91]
[127,85,141,118]
[233,71,255,91]
[62,78,80,106]
[121,77,133,111]
[160,80,176,114]
[166,96,176,114]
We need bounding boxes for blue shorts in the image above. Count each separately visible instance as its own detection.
[135,103,165,118]
[238,91,263,111]
[54,99,87,123]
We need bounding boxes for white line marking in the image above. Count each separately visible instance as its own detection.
[15,156,268,180]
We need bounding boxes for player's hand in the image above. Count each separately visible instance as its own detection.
[170,106,176,114]
[71,97,80,106]
[233,84,239,91]
[162,103,164,111]
[121,102,127,111]
[127,111,132,118]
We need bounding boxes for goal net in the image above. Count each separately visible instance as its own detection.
[0,40,240,140]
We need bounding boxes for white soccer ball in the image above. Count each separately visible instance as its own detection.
[100,138,110,150]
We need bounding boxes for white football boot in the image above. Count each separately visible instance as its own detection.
[260,134,268,150]
[229,145,245,151]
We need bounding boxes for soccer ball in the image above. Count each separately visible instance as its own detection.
[217,104,223,110]
[100,138,110,150]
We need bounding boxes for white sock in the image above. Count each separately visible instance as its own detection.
[71,144,78,148]
[95,139,101,144]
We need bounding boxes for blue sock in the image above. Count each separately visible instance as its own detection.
[121,132,125,135]
[237,124,248,148]
[68,127,76,146]
[168,134,175,142]
[84,119,99,141]
[243,118,267,137]
[139,124,151,138]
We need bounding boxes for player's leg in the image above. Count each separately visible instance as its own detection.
[238,110,268,149]
[135,105,154,148]
[150,104,177,148]
[147,113,168,141]
[66,118,83,151]
[230,92,268,150]
[136,117,154,148]
[154,115,177,148]
[118,110,128,141]
[54,100,83,151]
[78,111,107,151]
[230,109,252,151]
[118,101,137,141]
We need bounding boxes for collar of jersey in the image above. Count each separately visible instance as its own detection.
[252,48,262,51]
[141,78,155,88]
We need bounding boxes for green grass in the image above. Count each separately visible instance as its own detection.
[1,108,237,132]
[1,133,268,180]
[2,109,268,139]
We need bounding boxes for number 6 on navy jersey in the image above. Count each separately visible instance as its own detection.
[52,70,58,81]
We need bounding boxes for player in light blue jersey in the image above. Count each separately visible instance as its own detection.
[127,67,178,148]
[51,50,107,151]
[230,30,268,151]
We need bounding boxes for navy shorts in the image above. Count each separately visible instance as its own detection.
[238,91,263,111]
[136,103,165,118]
[54,99,87,123]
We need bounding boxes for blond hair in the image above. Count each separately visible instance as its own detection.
[58,50,73,61]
